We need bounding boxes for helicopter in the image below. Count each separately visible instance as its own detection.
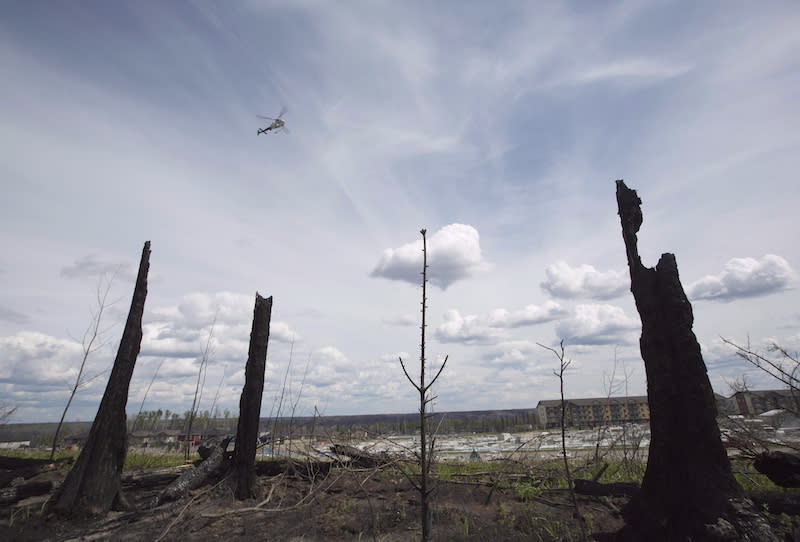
[257,107,287,135]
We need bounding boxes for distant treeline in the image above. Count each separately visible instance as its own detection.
[1,408,539,444]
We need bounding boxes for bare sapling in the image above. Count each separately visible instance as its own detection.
[51,271,119,461]
[537,340,588,540]
[185,313,217,459]
[205,363,227,433]
[722,336,800,414]
[133,359,164,432]
[399,228,448,542]
[593,346,624,464]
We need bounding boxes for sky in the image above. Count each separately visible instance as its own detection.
[1,1,798,424]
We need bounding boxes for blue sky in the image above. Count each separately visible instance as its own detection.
[1,1,798,423]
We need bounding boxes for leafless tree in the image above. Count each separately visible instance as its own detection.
[185,313,217,459]
[399,228,448,542]
[722,337,800,415]
[205,362,227,432]
[134,359,164,432]
[50,271,120,461]
[537,340,588,540]
[721,339,800,456]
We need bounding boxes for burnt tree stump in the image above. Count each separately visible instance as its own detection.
[615,182,774,540]
[50,241,151,519]
[232,293,272,499]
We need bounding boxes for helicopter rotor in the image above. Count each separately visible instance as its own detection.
[256,106,287,122]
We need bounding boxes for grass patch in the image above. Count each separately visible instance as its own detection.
[124,450,186,470]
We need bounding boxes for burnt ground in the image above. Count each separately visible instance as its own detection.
[3,460,624,542]
[3,461,799,541]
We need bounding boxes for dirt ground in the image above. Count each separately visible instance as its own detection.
[1,460,625,542]
[2,461,798,541]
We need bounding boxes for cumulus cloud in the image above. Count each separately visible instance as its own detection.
[60,255,134,281]
[435,301,565,345]
[555,304,640,345]
[687,255,795,301]
[0,331,85,386]
[370,224,491,289]
[487,301,567,327]
[435,309,507,345]
[540,261,628,300]
[142,291,299,361]
[484,340,540,370]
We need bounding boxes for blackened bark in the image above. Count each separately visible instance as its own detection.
[615,182,774,540]
[232,293,272,499]
[51,241,150,518]
[155,438,231,506]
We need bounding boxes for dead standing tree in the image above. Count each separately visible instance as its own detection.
[51,241,151,518]
[233,292,272,499]
[399,228,448,542]
[615,181,774,540]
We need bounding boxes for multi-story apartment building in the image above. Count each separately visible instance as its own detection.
[730,389,798,416]
[536,396,650,429]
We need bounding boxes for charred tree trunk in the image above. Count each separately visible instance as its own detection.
[155,438,231,506]
[616,182,774,540]
[50,241,151,519]
[232,293,272,499]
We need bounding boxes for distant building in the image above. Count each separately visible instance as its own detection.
[0,441,30,449]
[536,396,650,429]
[731,389,798,416]
[129,429,183,447]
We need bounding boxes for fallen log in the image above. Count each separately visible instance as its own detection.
[154,438,231,506]
[120,465,192,490]
[747,490,800,516]
[254,459,332,479]
[574,478,640,497]
[0,456,72,470]
[0,480,54,505]
[330,444,394,468]
[0,457,73,488]
[754,451,800,488]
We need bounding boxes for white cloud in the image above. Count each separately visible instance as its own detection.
[370,224,491,289]
[555,304,640,346]
[687,255,795,302]
[435,309,507,345]
[141,292,299,364]
[487,301,567,327]
[565,58,691,86]
[436,301,566,345]
[0,331,85,386]
[485,340,540,370]
[540,261,628,300]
